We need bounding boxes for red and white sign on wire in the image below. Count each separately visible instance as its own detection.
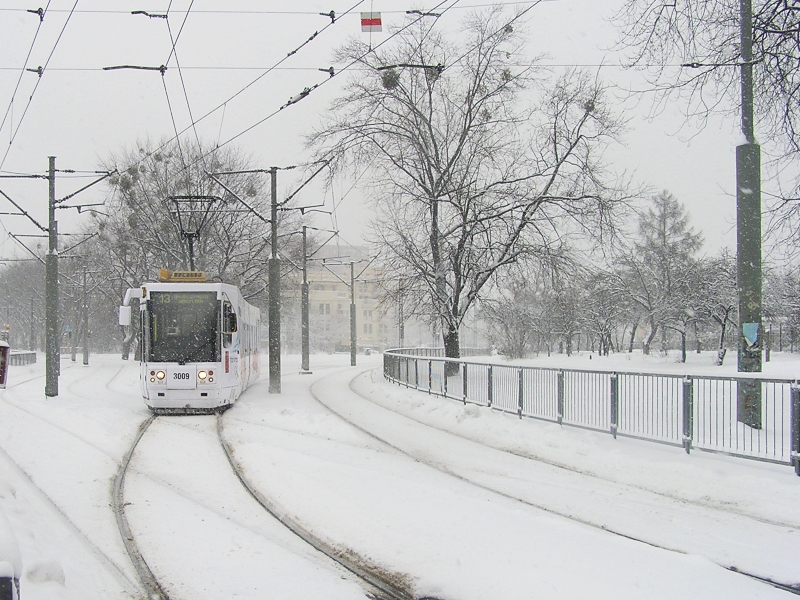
[361,12,382,32]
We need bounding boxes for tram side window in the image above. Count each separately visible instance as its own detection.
[222,301,237,349]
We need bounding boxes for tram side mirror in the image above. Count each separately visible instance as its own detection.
[229,313,238,333]
[119,306,132,327]
[222,302,238,334]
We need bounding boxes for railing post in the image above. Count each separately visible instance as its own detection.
[557,370,564,425]
[462,362,468,405]
[792,383,800,476]
[682,376,694,454]
[443,360,448,396]
[610,373,618,439]
[517,367,524,418]
[414,357,419,390]
[487,364,493,408]
[427,360,432,394]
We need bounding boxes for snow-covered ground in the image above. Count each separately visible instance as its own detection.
[0,350,798,599]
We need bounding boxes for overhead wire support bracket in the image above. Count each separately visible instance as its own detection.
[7,232,45,264]
[26,66,43,78]
[320,11,335,23]
[205,172,271,225]
[102,65,168,73]
[132,10,168,19]
[281,160,330,207]
[27,7,44,21]
[376,62,445,73]
[56,170,115,205]
[0,187,47,231]
[61,232,98,255]
[406,9,441,17]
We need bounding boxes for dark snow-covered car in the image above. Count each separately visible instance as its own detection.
[0,508,21,599]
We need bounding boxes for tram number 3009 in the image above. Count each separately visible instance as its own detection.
[173,372,191,380]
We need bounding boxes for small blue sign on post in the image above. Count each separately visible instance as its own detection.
[743,322,759,347]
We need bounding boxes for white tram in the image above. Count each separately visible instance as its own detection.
[120,270,260,414]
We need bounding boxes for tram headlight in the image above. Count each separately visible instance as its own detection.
[208,377,214,383]
[149,377,155,383]
[155,370,166,381]
[198,370,208,380]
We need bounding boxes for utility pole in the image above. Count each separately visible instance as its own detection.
[301,225,310,373]
[736,0,762,427]
[82,263,90,366]
[45,156,59,397]
[269,167,281,393]
[398,295,405,348]
[350,261,357,366]
[29,296,35,351]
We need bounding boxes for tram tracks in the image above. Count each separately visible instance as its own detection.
[113,415,170,600]
[318,368,800,597]
[113,411,414,600]
[216,415,413,600]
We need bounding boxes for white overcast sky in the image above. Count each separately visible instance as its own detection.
[0,0,751,261]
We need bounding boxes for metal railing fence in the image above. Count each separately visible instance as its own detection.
[383,350,800,475]
[9,350,36,366]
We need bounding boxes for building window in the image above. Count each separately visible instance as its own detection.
[363,323,372,334]
[319,303,325,315]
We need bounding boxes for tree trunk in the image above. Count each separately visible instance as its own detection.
[628,322,638,353]
[715,348,727,366]
[443,324,460,376]
[643,322,657,355]
[694,321,701,353]
[121,326,135,360]
[680,331,686,363]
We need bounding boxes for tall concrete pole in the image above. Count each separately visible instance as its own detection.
[29,296,35,351]
[82,263,89,366]
[301,225,310,372]
[736,0,762,427]
[350,261,356,366]
[45,156,59,397]
[268,167,281,393]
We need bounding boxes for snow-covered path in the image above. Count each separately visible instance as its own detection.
[1,353,798,599]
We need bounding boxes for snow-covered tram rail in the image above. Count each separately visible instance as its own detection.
[120,271,260,414]
[215,414,414,600]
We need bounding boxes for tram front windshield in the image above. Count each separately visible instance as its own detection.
[148,291,219,363]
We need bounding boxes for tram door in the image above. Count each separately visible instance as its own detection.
[220,298,239,397]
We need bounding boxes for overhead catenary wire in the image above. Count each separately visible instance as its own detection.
[0,0,79,171]
[193,0,462,168]
[115,0,368,179]
[0,2,51,145]
[0,3,555,15]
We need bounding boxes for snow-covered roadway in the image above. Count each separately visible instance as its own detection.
[1,354,798,599]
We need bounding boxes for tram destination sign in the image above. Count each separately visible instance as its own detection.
[158,268,207,283]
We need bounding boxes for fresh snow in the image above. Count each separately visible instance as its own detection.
[0,350,798,599]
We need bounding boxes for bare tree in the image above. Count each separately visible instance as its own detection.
[96,139,279,299]
[310,9,625,359]
[696,249,738,364]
